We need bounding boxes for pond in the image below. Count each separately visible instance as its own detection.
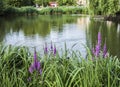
[0,15,120,58]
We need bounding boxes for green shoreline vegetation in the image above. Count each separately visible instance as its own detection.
[1,6,88,16]
[0,0,120,86]
[0,32,120,87]
[0,43,120,87]
[0,0,120,16]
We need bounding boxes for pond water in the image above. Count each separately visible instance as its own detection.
[0,15,120,58]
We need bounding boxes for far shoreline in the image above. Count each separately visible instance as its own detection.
[0,6,120,23]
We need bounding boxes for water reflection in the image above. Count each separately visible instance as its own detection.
[87,20,120,58]
[0,15,120,58]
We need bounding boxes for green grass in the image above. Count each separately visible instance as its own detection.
[0,44,120,87]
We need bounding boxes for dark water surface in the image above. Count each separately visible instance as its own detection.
[0,15,120,58]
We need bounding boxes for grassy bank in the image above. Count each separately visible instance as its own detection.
[2,6,88,16]
[0,43,119,87]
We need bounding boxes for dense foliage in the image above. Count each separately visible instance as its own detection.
[1,0,77,7]
[0,44,119,87]
[33,0,76,6]
[0,6,88,16]
[89,0,120,15]
[0,0,76,15]
[0,0,120,16]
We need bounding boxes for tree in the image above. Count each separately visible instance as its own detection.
[89,0,119,15]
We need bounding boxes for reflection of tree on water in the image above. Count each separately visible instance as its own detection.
[0,18,6,42]
[87,20,120,58]
[0,15,78,39]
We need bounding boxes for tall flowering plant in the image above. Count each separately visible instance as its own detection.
[43,42,57,56]
[29,48,42,75]
[92,32,108,58]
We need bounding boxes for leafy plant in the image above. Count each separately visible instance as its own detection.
[0,42,119,87]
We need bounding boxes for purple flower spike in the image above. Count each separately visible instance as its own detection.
[92,32,109,59]
[92,32,101,57]
[29,49,42,75]
[95,44,100,57]
[36,61,40,70]
[53,45,56,56]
